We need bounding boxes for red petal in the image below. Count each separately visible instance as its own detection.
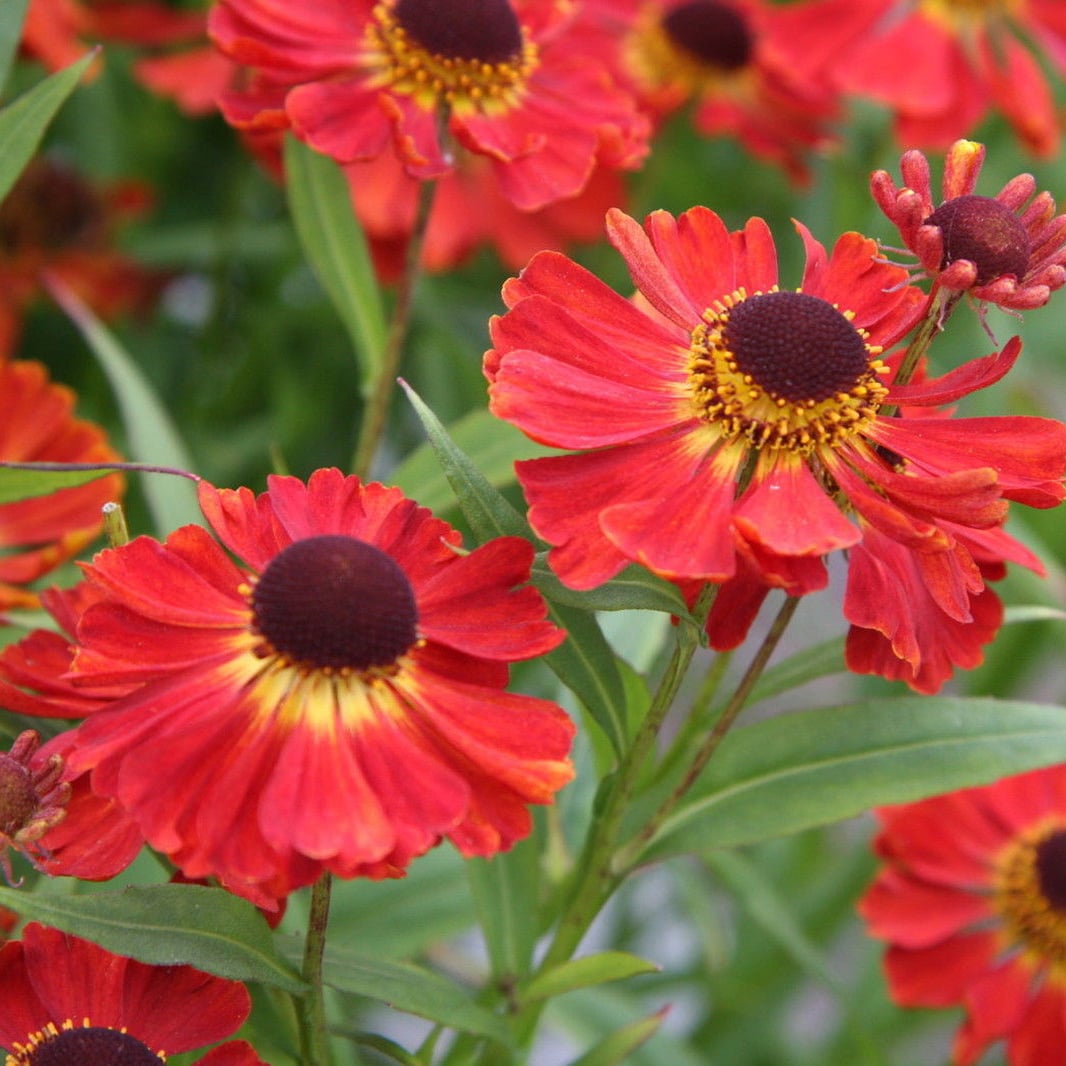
[735,456,859,556]
[883,931,998,1007]
[859,868,992,947]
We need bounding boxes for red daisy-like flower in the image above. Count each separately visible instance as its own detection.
[860,765,1066,1066]
[0,357,124,612]
[0,922,264,1065]
[773,0,1066,156]
[872,139,1066,312]
[208,0,650,211]
[485,207,1066,690]
[0,155,166,352]
[20,0,234,115]
[579,0,838,184]
[53,469,573,907]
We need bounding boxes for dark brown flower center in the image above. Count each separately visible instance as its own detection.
[0,159,106,253]
[722,291,869,404]
[251,535,418,673]
[925,194,1031,285]
[1036,830,1066,911]
[661,0,753,71]
[393,0,522,63]
[15,1026,162,1066]
[0,754,36,836]
[996,821,1066,969]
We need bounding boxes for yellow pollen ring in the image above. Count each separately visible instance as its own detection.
[685,287,889,455]
[994,818,1066,978]
[363,1,538,115]
[7,1019,166,1066]
[919,0,1019,32]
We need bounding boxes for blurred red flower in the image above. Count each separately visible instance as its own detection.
[773,0,1066,156]
[579,0,839,183]
[860,765,1066,1065]
[0,358,124,612]
[0,156,166,351]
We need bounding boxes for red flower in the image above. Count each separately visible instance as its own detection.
[209,0,649,211]
[485,207,1066,689]
[0,922,264,1065]
[0,730,69,883]
[0,156,166,351]
[579,0,838,184]
[859,765,1066,1066]
[773,0,1066,156]
[872,139,1066,312]
[0,585,146,880]
[344,151,627,278]
[0,358,124,611]
[54,469,573,907]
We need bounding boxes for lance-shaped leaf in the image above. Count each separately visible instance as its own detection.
[0,462,117,504]
[639,697,1066,862]
[46,277,200,535]
[0,884,305,993]
[284,135,387,396]
[0,50,94,203]
[523,951,659,1005]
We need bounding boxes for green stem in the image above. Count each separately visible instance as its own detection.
[616,594,802,872]
[503,587,717,1058]
[351,174,439,479]
[882,287,960,413]
[298,872,335,1066]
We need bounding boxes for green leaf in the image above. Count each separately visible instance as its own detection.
[1004,604,1066,625]
[305,941,512,1046]
[743,636,847,708]
[47,278,201,535]
[533,560,690,618]
[284,135,387,395]
[0,50,94,204]
[566,1009,666,1066]
[467,834,541,980]
[390,407,552,515]
[0,884,306,993]
[524,952,659,1005]
[400,383,630,750]
[0,462,117,504]
[544,602,628,755]
[400,381,531,542]
[641,697,1066,862]
[0,0,30,94]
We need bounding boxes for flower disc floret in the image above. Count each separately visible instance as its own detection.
[871,140,1066,309]
[925,194,1031,284]
[689,288,888,452]
[365,0,537,115]
[661,0,753,71]
[250,535,418,673]
[996,822,1066,971]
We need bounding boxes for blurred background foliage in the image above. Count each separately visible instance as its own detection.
[2,4,1066,1063]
